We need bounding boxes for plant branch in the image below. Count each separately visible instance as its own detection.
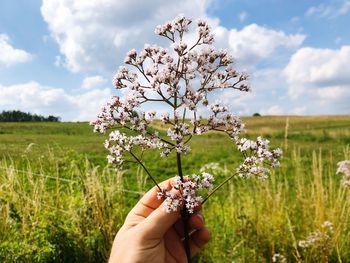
[184,36,202,55]
[201,172,238,204]
[156,90,175,108]
[129,151,161,192]
[176,152,192,263]
[182,108,187,123]
[123,125,175,147]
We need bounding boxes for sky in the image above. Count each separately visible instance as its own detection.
[0,0,349,121]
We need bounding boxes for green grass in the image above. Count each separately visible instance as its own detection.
[0,116,350,262]
[1,116,349,175]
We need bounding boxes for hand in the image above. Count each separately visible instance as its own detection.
[109,179,211,263]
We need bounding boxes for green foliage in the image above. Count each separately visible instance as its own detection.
[0,110,60,122]
[0,153,126,263]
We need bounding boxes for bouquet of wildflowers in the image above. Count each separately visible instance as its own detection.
[91,15,282,261]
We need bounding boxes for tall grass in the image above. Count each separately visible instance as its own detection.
[0,155,128,262]
[0,146,349,262]
[201,146,350,262]
[1,117,349,262]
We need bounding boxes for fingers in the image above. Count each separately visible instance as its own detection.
[189,227,211,257]
[125,177,211,250]
[163,229,187,262]
[139,203,181,239]
[173,211,210,258]
[125,179,173,224]
[174,212,204,238]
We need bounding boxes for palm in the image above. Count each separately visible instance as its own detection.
[142,225,188,263]
[124,215,188,263]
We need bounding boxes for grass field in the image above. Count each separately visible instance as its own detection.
[0,115,349,262]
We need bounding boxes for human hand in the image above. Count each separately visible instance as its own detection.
[109,179,211,263]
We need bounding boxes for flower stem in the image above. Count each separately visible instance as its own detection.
[129,151,161,192]
[201,172,238,204]
[176,152,192,263]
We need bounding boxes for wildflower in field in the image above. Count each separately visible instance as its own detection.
[298,221,333,250]
[91,14,282,261]
[337,160,350,188]
[272,253,287,263]
[157,173,214,214]
[200,162,226,175]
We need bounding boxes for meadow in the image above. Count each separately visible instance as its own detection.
[0,115,350,262]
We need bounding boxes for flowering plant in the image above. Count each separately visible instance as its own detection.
[91,15,282,261]
[337,160,350,187]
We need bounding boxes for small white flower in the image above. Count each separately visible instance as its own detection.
[272,253,286,263]
[337,160,350,188]
[298,221,333,250]
[158,173,215,214]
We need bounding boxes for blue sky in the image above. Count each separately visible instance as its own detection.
[0,0,349,120]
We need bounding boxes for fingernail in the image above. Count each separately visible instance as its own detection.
[196,212,204,223]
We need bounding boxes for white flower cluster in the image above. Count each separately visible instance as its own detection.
[199,162,225,175]
[235,137,282,179]
[104,130,167,165]
[91,15,282,198]
[157,173,215,214]
[197,19,214,44]
[272,253,286,263]
[90,90,146,134]
[298,221,334,249]
[155,15,192,36]
[337,160,350,188]
[91,15,258,161]
[167,123,191,141]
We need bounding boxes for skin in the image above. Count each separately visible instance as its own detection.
[109,179,211,263]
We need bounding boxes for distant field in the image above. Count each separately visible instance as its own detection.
[0,116,349,262]
[1,115,349,172]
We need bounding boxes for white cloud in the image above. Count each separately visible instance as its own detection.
[74,88,113,120]
[313,86,350,113]
[82,75,108,89]
[210,67,291,116]
[221,89,256,116]
[41,0,304,73]
[339,0,350,15]
[316,86,350,112]
[262,105,285,115]
[221,60,349,117]
[290,106,306,115]
[284,45,350,98]
[227,24,305,69]
[306,4,332,17]
[41,0,211,73]
[283,45,350,114]
[306,1,350,18]
[0,81,113,121]
[0,34,32,67]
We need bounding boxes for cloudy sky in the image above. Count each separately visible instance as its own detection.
[0,0,349,121]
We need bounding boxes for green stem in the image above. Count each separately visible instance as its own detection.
[202,172,238,204]
[176,152,192,263]
[182,108,187,123]
[129,151,161,192]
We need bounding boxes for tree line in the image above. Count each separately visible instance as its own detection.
[0,110,61,122]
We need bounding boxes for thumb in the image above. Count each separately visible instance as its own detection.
[139,203,180,239]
